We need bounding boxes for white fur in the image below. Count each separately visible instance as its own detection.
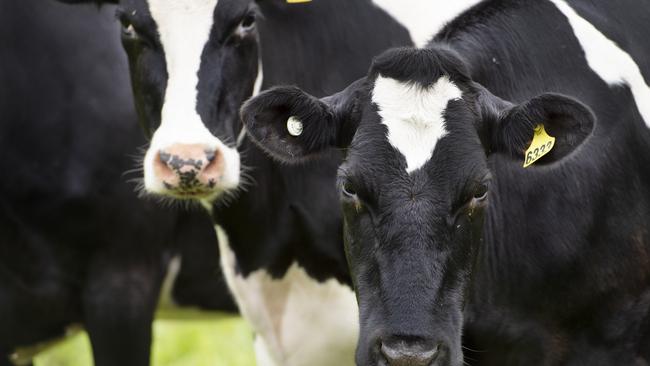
[373,75,462,173]
[237,58,264,147]
[549,0,650,126]
[156,255,181,309]
[144,0,241,194]
[372,0,483,48]
[216,226,359,366]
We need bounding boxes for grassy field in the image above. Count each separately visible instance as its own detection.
[33,311,256,366]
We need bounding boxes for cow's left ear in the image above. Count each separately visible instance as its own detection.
[241,79,365,163]
[484,92,595,166]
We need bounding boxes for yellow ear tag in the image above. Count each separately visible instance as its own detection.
[523,125,555,168]
[287,0,312,3]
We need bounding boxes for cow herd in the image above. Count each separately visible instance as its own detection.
[1,0,649,366]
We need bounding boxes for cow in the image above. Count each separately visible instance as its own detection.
[0,1,236,365]
[55,0,492,364]
[241,0,650,365]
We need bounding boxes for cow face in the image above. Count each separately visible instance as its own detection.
[242,47,594,366]
[60,0,262,200]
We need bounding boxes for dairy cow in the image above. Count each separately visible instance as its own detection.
[0,1,236,366]
[242,0,650,365]
[56,0,490,364]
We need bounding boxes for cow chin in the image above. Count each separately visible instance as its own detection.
[142,133,241,202]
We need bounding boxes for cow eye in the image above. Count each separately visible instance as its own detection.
[236,13,257,35]
[241,14,256,30]
[122,23,138,39]
[116,10,139,41]
[342,181,358,199]
[473,183,488,201]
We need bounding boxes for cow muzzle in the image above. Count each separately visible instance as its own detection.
[152,143,225,197]
[380,339,443,366]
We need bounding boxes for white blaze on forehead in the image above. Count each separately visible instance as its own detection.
[148,0,219,142]
[548,0,650,126]
[143,0,241,194]
[372,0,483,48]
[372,75,462,173]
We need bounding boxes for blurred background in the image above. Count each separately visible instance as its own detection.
[34,312,254,366]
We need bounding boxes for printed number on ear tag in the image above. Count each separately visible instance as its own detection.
[287,116,304,137]
[287,0,312,3]
[523,125,555,168]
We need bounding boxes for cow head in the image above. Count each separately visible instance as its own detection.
[59,0,263,201]
[242,47,594,366]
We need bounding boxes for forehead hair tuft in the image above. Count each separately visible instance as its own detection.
[369,46,470,88]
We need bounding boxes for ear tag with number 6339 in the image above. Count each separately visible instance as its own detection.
[523,125,555,168]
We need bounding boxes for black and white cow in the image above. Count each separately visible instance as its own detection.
[242,0,650,365]
[56,0,491,364]
[0,1,236,365]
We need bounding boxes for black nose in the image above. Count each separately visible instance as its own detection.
[380,341,439,366]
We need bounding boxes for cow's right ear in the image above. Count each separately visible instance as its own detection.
[241,79,365,163]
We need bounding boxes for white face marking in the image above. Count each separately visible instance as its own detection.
[549,0,650,126]
[373,75,462,173]
[143,0,241,195]
[372,0,483,48]
[237,58,264,146]
[216,226,358,366]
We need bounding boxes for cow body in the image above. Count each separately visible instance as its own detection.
[443,1,650,363]
[242,0,650,365]
[0,1,235,365]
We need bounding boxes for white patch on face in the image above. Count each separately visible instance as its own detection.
[143,0,241,194]
[372,0,483,48]
[373,75,462,173]
[237,58,264,146]
[216,226,359,366]
[253,58,264,97]
[549,0,650,126]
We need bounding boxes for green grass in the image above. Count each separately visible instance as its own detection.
[33,311,256,366]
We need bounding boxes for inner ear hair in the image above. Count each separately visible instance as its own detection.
[241,86,338,161]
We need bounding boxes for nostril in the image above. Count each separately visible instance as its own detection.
[159,151,172,165]
[205,149,216,163]
[380,341,440,366]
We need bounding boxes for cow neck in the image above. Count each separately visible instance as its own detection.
[211,139,349,285]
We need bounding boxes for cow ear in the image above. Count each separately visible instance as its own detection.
[241,79,365,163]
[487,92,594,166]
